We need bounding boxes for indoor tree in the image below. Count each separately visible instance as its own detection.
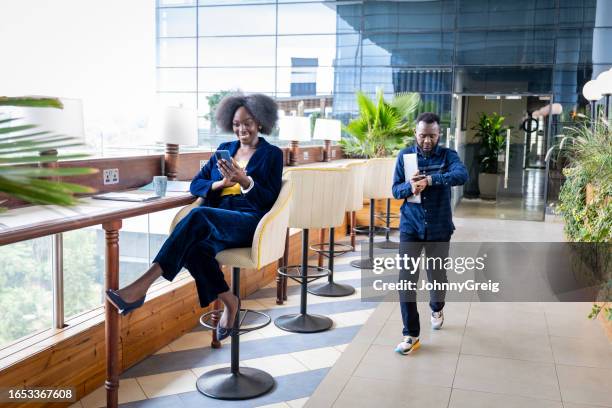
[340,89,420,158]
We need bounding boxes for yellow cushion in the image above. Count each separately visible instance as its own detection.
[220,160,248,197]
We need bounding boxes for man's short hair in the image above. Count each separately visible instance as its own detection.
[415,112,440,126]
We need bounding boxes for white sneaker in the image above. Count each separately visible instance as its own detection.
[395,336,420,355]
[431,311,444,330]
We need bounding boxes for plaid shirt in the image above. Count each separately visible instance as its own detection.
[392,144,468,240]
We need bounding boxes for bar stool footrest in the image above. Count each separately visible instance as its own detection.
[199,308,271,335]
[375,212,400,221]
[353,225,390,235]
[309,242,353,258]
[277,265,330,284]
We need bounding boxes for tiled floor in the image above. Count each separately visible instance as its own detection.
[73,210,611,408]
[72,251,376,408]
[307,299,611,408]
[306,215,612,408]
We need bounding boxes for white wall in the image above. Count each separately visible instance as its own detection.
[0,0,156,147]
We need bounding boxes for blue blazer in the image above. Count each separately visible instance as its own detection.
[190,137,284,215]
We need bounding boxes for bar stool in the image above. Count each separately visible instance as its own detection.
[195,179,293,400]
[275,167,350,333]
[308,160,366,297]
[374,201,400,249]
[350,157,396,270]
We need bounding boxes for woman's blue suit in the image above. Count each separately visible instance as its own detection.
[153,137,284,307]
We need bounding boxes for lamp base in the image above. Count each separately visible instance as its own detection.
[165,143,179,180]
[288,141,299,166]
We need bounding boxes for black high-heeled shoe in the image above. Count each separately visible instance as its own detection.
[105,289,146,316]
[216,299,240,341]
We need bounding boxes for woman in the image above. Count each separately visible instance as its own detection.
[106,93,283,340]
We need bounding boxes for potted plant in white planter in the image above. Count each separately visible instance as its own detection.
[472,112,508,199]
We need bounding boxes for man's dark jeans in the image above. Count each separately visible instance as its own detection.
[399,232,450,337]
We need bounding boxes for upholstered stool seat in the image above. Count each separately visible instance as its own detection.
[274,167,350,333]
[350,158,396,270]
[308,160,367,297]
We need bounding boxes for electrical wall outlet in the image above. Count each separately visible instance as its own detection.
[303,151,309,160]
[103,168,119,185]
[199,160,207,169]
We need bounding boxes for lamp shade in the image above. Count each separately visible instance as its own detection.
[21,98,84,139]
[312,118,341,141]
[596,69,612,95]
[278,116,311,142]
[151,106,198,145]
[582,80,603,101]
[537,103,563,117]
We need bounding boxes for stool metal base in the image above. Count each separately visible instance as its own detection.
[308,281,355,297]
[275,313,333,333]
[196,367,274,400]
[350,257,374,269]
[374,240,400,249]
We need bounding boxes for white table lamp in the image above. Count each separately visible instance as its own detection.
[312,118,341,162]
[582,80,603,123]
[22,98,85,139]
[278,116,311,166]
[151,105,198,180]
[20,98,84,169]
[596,69,612,119]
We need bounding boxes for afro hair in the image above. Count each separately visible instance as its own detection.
[215,93,279,135]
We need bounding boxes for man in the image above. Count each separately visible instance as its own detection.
[391,112,468,355]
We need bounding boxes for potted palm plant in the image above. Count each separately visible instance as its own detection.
[0,96,95,210]
[340,89,420,158]
[472,112,508,199]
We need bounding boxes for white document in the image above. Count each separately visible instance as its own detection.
[403,153,421,204]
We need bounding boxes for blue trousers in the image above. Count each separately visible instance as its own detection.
[153,195,261,308]
[399,232,450,337]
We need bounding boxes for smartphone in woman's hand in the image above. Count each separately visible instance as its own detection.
[214,150,233,168]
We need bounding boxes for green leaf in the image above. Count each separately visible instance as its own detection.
[0,124,37,134]
[341,89,419,158]
[0,153,89,165]
[0,167,98,177]
[0,118,20,125]
[0,130,52,142]
[0,97,63,108]
[0,100,94,210]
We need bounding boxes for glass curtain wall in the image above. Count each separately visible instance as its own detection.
[156,0,609,147]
